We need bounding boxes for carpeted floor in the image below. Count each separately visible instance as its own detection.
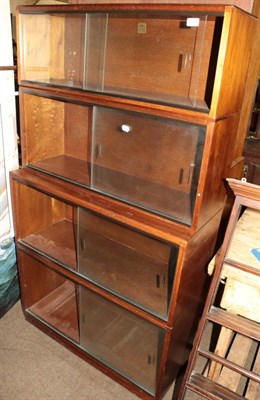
[0,301,179,400]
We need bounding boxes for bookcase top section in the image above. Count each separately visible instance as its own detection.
[17,4,228,14]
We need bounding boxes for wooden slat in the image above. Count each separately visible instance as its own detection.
[223,259,260,277]
[187,373,246,400]
[199,342,260,384]
[210,7,256,119]
[208,307,260,341]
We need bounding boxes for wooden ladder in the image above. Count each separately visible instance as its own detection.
[177,178,260,400]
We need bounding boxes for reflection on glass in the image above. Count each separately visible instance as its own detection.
[79,287,165,394]
[91,106,206,225]
[22,92,206,224]
[19,11,221,109]
[19,249,165,395]
[16,182,179,320]
[78,208,179,319]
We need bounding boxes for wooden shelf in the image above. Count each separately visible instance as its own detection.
[26,79,209,110]
[20,219,77,269]
[29,280,79,342]
[29,155,91,187]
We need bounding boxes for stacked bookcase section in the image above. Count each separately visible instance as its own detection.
[11,4,256,399]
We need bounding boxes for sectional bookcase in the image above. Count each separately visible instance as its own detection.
[10,4,256,399]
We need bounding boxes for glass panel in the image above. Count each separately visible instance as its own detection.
[84,12,211,109]
[22,93,206,225]
[78,209,178,319]
[15,183,78,270]
[22,93,91,187]
[18,251,80,343]
[91,106,206,225]
[15,182,177,319]
[79,287,165,395]
[19,11,221,110]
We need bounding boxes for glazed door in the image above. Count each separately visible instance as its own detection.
[79,288,165,395]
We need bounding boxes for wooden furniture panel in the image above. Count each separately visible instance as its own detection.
[19,14,65,82]
[21,92,91,163]
[196,113,242,231]
[19,13,85,86]
[210,7,256,119]
[18,250,65,309]
[21,92,65,164]
[19,14,51,81]
[161,209,223,396]
[11,177,72,239]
